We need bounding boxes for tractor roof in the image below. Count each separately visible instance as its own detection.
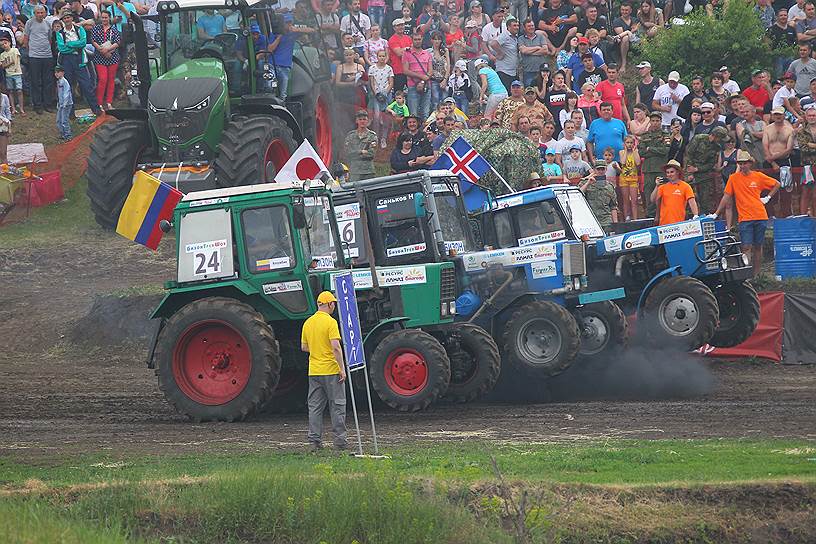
[182,180,325,202]
[167,0,268,10]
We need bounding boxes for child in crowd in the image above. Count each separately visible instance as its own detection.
[447,59,471,116]
[602,146,621,196]
[542,148,563,184]
[618,135,641,220]
[367,49,394,148]
[562,145,592,185]
[387,90,410,139]
[55,65,72,140]
[0,36,23,115]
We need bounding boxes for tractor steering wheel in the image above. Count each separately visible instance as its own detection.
[195,32,240,59]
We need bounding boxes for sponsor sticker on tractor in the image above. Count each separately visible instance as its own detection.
[518,230,566,246]
[657,220,703,244]
[334,266,428,289]
[624,231,653,250]
[262,280,303,294]
[255,256,291,271]
[604,235,624,252]
[387,243,427,257]
[531,261,557,278]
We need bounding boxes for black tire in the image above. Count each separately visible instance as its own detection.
[301,81,337,169]
[153,297,280,422]
[442,323,501,403]
[86,120,150,229]
[369,329,451,412]
[642,276,719,350]
[214,115,297,187]
[575,301,628,358]
[263,367,308,414]
[709,281,760,348]
[502,300,581,378]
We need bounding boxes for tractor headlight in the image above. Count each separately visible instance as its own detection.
[441,303,448,316]
[572,277,581,290]
[742,254,749,266]
[184,96,210,111]
[721,257,729,270]
[449,301,456,315]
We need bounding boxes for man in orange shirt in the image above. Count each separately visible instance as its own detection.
[651,159,698,225]
[713,150,781,276]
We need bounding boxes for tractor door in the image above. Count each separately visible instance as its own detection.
[364,185,437,266]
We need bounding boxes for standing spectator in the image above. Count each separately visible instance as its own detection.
[21,0,38,20]
[403,114,436,165]
[640,110,669,216]
[719,66,741,95]
[585,28,606,62]
[536,0,577,52]
[773,71,801,116]
[540,120,558,149]
[743,69,770,116]
[490,14,520,92]
[651,159,698,225]
[684,125,728,213]
[428,31,450,110]
[556,118,587,162]
[562,144,592,184]
[797,107,816,216]
[667,117,685,164]
[0,36,22,115]
[580,160,619,229]
[334,48,365,131]
[713,150,780,276]
[797,2,816,48]
[316,0,341,52]
[577,5,607,41]
[736,99,766,163]
[494,79,525,127]
[386,88,410,130]
[462,19,481,60]
[695,101,726,135]
[790,0,808,23]
[755,0,775,30]
[518,18,550,87]
[587,101,628,161]
[341,0,371,51]
[432,114,456,150]
[467,0,490,29]
[542,147,563,182]
[637,0,663,38]
[788,43,816,98]
[634,60,662,109]
[555,34,577,71]
[368,0,386,28]
[677,75,706,121]
[362,24,388,67]
[618,134,640,219]
[595,62,629,122]
[0,90,9,162]
[368,49,394,148]
[54,63,71,139]
[480,7,505,62]
[388,18,411,91]
[571,109,588,138]
[445,15,465,62]
[611,2,639,73]
[705,72,729,105]
[24,5,52,114]
[269,15,297,100]
[565,36,604,92]
[628,102,650,136]
[763,106,795,216]
[512,84,553,129]
[390,131,420,172]
[509,0,528,25]
[720,134,737,189]
[476,56,507,119]
[55,12,100,115]
[301,291,347,453]
[403,31,432,119]
[652,71,689,129]
[799,77,816,108]
[417,3,449,49]
[531,62,550,100]
[344,110,378,181]
[545,70,569,132]
[90,10,120,112]
[575,52,606,91]
[768,10,797,77]
[448,58,471,114]
[577,81,600,121]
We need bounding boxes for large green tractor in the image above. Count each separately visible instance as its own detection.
[86,0,335,229]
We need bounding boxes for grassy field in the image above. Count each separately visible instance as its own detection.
[2,439,815,543]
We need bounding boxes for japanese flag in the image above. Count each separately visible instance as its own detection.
[274,140,330,184]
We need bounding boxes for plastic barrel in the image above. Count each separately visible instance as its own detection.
[774,216,816,279]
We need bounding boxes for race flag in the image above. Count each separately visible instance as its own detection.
[116,171,183,250]
[433,136,491,212]
[274,139,331,183]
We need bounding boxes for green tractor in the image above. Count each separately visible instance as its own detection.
[147,180,500,421]
[86,0,335,229]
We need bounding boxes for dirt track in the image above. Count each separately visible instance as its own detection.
[1,235,815,458]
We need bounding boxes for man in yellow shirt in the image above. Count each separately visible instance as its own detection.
[301,291,347,451]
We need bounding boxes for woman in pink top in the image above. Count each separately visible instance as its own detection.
[577,81,601,123]
[363,24,389,67]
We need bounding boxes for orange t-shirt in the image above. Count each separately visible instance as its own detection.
[724,170,778,222]
[656,180,695,225]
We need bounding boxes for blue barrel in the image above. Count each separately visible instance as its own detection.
[775,216,816,279]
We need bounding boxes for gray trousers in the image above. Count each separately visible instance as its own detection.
[307,375,348,447]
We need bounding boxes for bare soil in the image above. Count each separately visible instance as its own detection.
[0,233,815,459]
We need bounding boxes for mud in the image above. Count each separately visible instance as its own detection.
[0,235,815,459]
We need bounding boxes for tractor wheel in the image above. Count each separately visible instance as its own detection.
[214,115,296,187]
[369,329,451,412]
[86,119,150,229]
[709,281,760,348]
[502,300,581,378]
[264,367,308,414]
[642,276,719,351]
[154,297,280,422]
[442,323,501,403]
[575,301,628,359]
[302,81,335,168]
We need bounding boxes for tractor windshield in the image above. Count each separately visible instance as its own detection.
[301,196,341,270]
[514,201,567,246]
[554,189,606,239]
[242,206,296,273]
[432,181,477,255]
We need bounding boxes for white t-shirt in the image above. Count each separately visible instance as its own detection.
[557,136,586,154]
[653,82,690,125]
[368,63,394,94]
[773,85,798,109]
[722,79,740,94]
[789,3,807,22]
[480,22,505,46]
[340,12,371,48]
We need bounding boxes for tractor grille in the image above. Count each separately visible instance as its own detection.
[702,220,720,271]
[562,242,587,277]
[440,266,456,301]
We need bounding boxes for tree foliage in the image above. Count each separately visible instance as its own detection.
[638,0,774,86]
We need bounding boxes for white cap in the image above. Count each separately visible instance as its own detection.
[636,61,651,69]
[474,58,487,67]
[392,18,405,26]
[668,71,680,82]
[700,101,715,110]
[454,59,468,71]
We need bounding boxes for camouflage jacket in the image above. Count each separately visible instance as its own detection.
[684,133,720,173]
[584,181,618,228]
[344,129,378,175]
[495,97,525,129]
[639,129,670,173]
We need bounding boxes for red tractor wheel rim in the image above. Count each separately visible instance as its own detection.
[384,348,429,396]
[264,139,290,181]
[315,95,333,167]
[172,320,252,406]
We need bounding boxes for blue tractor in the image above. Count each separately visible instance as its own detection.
[333,171,626,402]
[471,184,760,351]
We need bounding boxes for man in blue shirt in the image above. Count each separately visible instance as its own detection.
[197,9,226,40]
[110,0,138,34]
[565,36,605,92]
[268,14,296,99]
[587,102,627,161]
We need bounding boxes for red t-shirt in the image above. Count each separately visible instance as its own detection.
[743,85,770,114]
[388,34,412,75]
[445,29,463,47]
[595,80,627,120]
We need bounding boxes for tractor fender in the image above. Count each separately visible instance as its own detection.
[363,317,409,349]
[149,282,257,320]
[232,102,303,142]
[108,108,149,122]
[636,266,682,316]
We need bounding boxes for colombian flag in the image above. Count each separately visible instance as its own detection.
[116,172,183,250]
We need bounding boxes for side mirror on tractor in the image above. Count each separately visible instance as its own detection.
[159,219,173,233]
[413,192,427,218]
[292,197,307,229]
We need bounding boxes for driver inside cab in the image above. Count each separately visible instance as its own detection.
[197,9,226,40]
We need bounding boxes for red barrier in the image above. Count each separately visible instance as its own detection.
[700,291,785,362]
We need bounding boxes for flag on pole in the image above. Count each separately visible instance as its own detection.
[116,171,183,250]
[274,140,330,183]
[433,136,492,212]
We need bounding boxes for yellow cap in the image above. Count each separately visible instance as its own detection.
[317,291,337,304]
